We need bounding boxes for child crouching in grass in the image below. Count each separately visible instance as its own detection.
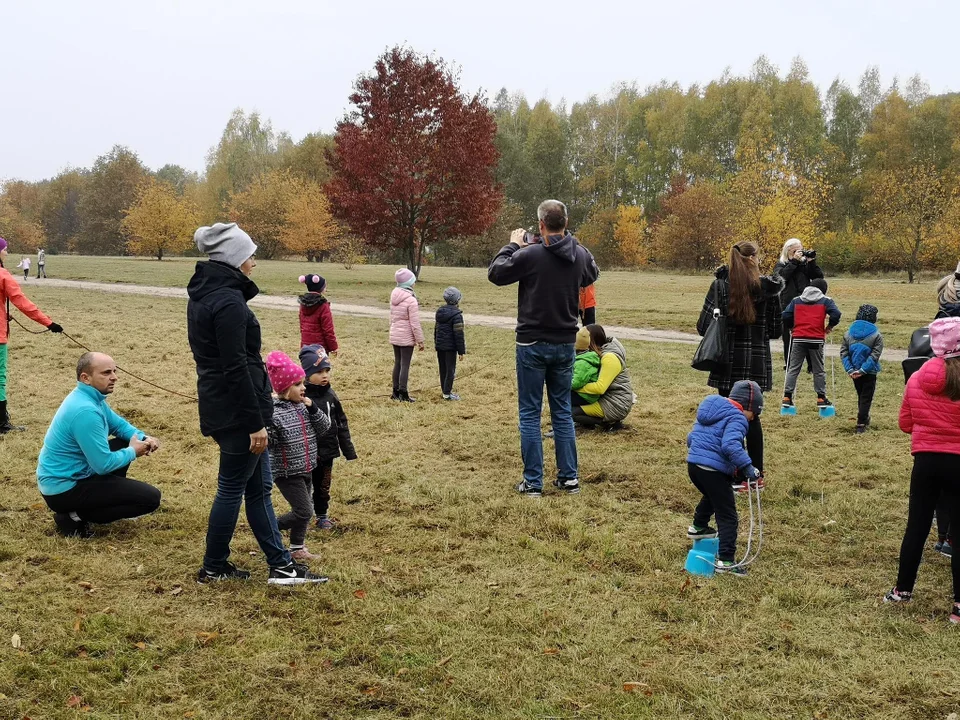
[265,350,331,562]
[686,380,764,576]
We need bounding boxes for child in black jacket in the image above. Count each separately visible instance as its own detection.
[299,345,357,530]
[435,286,466,400]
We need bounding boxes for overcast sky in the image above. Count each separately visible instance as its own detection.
[2,0,956,182]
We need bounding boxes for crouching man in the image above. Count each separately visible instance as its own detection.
[37,352,162,537]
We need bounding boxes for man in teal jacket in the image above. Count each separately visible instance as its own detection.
[37,352,162,537]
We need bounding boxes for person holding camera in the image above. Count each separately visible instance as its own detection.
[488,200,599,498]
[774,238,824,368]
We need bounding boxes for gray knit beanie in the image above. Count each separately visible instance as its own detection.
[443,286,462,305]
[729,380,764,416]
[195,223,257,269]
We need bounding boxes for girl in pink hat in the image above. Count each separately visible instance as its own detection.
[265,350,331,562]
[389,268,425,402]
[886,316,960,623]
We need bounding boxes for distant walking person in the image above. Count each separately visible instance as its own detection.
[0,237,64,434]
[488,199,599,498]
[697,241,784,483]
[389,268,425,402]
[37,248,46,278]
[188,222,325,586]
[16,256,30,281]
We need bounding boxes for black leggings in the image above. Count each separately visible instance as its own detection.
[392,345,414,393]
[717,388,764,472]
[894,453,960,601]
[688,463,738,562]
[437,350,458,395]
[42,439,161,524]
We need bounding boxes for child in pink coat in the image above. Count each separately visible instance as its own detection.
[389,268,425,402]
[885,316,960,623]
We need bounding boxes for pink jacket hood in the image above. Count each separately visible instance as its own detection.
[900,357,960,455]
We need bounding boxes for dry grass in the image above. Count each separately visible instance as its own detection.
[37,255,942,349]
[1,284,959,719]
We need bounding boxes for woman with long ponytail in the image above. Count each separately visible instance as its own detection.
[697,241,784,477]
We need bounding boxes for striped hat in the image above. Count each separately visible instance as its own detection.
[729,380,764,416]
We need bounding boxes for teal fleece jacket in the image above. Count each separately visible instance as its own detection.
[37,382,144,496]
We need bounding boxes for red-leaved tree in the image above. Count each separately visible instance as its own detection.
[326,47,502,275]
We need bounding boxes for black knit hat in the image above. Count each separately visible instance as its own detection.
[299,344,331,376]
[299,274,326,293]
[856,304,878,323]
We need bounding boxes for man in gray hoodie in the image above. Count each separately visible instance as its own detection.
[488,199,599,498]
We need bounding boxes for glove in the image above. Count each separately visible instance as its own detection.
[48,322,63,333]
[743,465,761,480]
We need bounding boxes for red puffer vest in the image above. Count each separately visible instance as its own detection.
[899,357,960,455]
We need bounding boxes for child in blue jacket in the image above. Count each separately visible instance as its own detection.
[840,304,884,433]
[686,380,763,576]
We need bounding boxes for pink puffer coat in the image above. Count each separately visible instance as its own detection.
[389,287,425,347]
[900,357,960,455]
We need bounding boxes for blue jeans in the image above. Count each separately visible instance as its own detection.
[203,430,291,571]
[516,342,578,489]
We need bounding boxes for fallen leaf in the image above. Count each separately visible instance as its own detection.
[170,586,183,596]
[11,633,21,649]
[77,581,94,590]
[153,585,165,594]
[134,642,146,650]
[543,647,560,656]
[196,631,219,646]
[361,685,380,695]
[396,668,409,676]
[77,648,88,658]
[353,589,367,600]
[184,713,196,719]
[66,695,84,708]
[486,581,499,587]
[73,618,82,633]
[370,565,385,573]
[135,564,144,574]
[623,681,649,693]
[435,655,452,668]
[29,502,46,510]
[152,664,161,670]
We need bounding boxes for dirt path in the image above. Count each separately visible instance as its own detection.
[32,277,909,362]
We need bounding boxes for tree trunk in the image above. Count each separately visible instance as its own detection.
[157,247,163,261]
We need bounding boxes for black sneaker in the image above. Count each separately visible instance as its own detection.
[817,396,833,407]
[515,481,542,498]
[268,562,329,586]
[553,478,581,495]
[715,560,747,576]
[687,525,718,540]
[935,540,953,558]
[855,424,867,434]
[54,513,94,538]
[197,561,252,584]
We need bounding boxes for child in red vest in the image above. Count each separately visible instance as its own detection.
[781,278,841,409]
[298,274,338,355]
[885,317,960,624]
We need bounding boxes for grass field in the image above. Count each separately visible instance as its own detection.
[36,254,944,349]
[1,281,959,719]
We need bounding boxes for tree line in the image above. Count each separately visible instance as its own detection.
[1,50,959,281]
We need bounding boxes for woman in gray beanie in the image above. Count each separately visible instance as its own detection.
[187,223,325,585]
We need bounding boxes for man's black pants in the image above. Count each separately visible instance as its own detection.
[42,438,161,525]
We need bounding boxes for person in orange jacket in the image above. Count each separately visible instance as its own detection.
[0,238,64,433]
[579,283,596,326]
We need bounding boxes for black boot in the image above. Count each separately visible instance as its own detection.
[391,388,401,401]
[0,400,25,434]
[400,390,416,403]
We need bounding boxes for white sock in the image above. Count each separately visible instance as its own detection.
[69,512,82,522]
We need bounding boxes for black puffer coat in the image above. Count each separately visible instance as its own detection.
[305,383,357,462]
[773,258,824,310]
[434,305,466,354]
[187,261,273,436]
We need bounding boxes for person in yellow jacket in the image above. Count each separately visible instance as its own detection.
[573,324,634,429]
[0,238,63,433]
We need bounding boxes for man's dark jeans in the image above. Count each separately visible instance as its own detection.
[203,430,291,572]
[516,342,577,490]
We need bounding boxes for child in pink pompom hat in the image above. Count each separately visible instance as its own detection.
[264,350,331,562]
[298,273,338,354]
[886,316,960,621]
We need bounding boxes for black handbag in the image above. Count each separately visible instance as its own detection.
[692,280,728,372]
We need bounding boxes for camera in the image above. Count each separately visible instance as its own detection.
[523,227,542,245]
[801,249,816,260]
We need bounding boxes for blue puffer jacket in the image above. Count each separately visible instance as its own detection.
[686,395,756,476]
[840,320,884,375]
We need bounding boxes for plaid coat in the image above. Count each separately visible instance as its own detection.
[697,267,784,395]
